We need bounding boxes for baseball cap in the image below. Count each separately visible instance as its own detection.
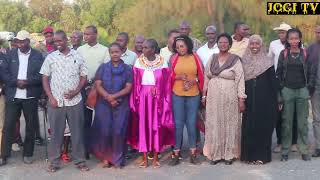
[15,30,30,41]
[273,22,292,31]
[43,26,54,34]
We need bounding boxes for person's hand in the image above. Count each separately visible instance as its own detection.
[278,103,283,111]
[64,90,78,100]
[175,74,187,81]
[201,96,206,107]
[0,48,7,54]
[106,94,116,103]
[183,79,196,91]
[151,87,157,96]
[110,100,119,107]
[238,99,246,113]
[17,80,27,89]
[49,96,58,108]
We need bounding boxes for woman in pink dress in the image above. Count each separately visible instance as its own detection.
[127,39,175,168]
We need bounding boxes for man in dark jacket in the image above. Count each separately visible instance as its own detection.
[308,25,320,157]
[0,30,43,165]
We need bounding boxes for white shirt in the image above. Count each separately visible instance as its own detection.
[196,42,219,67]
[160,46,174,63]
[268,39,285,71]
[40,49,88,107]
[15,49,31,99]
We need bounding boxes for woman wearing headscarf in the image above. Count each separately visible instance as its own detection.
[240,35,279,164]
[202,33,246,165]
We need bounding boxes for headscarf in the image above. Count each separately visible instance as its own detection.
[241,34,274,81]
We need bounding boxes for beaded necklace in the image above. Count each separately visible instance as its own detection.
[138,54,164,70]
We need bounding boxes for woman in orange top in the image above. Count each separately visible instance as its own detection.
[169,35,204,166]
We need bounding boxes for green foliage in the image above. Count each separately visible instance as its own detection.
[0,0,319,47]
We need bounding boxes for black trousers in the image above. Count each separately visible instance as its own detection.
[276,110,298,145]
[2,98,38,158]
[81,89,92,154]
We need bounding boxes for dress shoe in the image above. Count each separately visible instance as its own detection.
[281,155,288,161]
[301,154,311,161]
[312,149,320,157]
[23,156,33,164]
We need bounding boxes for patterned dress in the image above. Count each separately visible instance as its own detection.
[203,58,246,161]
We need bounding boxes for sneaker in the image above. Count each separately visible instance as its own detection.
[61,153,71,163]
[273,145,282,153]
[35,137,44,146]
[23,156,33,164]
[291,144,298,152]
[11,143,20,152]
[169,155,180,166]
[190,154,198,165]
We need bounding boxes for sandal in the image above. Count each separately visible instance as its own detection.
[102,162,112,168]
[46,164,60,173]
[61,153,71,163]
[139,161,148,168]
[76,164,90,171]
[153,161,160,168]
[254,160,264,165]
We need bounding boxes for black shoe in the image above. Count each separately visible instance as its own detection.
[301,154,311,161]
[35,137,44,146]
[224,160,233,165]
[281,155,288,161]
[0,158,7,166]
[190,154,198,165]
[210,160,220,165]
[169,155,180,166]
[312,149,320,157]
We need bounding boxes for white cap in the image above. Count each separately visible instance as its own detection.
[273,22,292,31]
[15,30,30,41]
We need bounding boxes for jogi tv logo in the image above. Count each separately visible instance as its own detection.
[267,2,320,15]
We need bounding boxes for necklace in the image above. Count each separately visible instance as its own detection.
[290,53,300,59]
[139,54,164,70]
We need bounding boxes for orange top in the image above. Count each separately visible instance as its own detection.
[173,55,200,96]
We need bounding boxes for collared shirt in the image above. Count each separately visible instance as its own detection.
[229,35,249,58]
[77,43,109,80]
[160,46,174,63]
[15,49,31,99]
[196,42,219,67]
[191,37,203,52]
[40,49,88,107]
[106,49,137,66]
[268,39,285,71]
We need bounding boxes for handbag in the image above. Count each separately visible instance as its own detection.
[86,85,97,109]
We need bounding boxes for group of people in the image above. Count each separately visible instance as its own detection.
[0,20,320,173]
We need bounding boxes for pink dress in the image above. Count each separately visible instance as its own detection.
[127,55,175,152]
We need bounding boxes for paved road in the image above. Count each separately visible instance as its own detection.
[0,110,320,180]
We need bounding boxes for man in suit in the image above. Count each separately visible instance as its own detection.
[0,30,44,165]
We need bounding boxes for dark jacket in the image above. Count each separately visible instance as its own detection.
[306,43,320,91]
[276,48,314,91]
[0,48,44,101]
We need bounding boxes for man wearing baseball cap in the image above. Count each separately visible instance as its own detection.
[0,30,44,166]
[268,22,298,154]
[37,26,56,57]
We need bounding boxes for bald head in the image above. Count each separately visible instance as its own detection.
[70,30,83,48]
[179,21,191,36]
[205,25,217,44]
[134,34,145,53]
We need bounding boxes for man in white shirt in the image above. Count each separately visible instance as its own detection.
[160,29,180,63]
[0,30,44,165]
[197,25,219,67]
[115,32,138,66]
[268,22,298,153]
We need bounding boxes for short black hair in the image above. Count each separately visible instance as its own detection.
[117,32,129,42]
[216,33,233,47]
[173,35,193,54]
[167,29,180,38]
[86,25,97,34]
[108,42,122,50]
[54,30,68,40]
[285,28,303,48]
[145,39,160,54]
[234,21,246,32]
